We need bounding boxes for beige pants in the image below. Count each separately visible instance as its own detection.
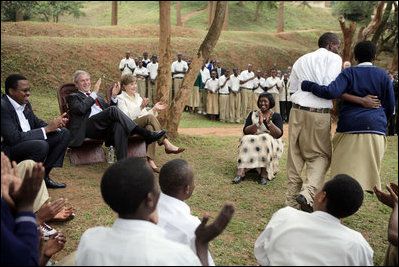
[271,93,280,114]
[241,88,253,119]
[137,79,146,99]
[229,93,241,123]
[148,80,157,106]
[17,160,49,213]
[133,114,164,160]
[170,78,183,104]
[285,107,331,208]
[218,94,230,122]
[253,92,260,110]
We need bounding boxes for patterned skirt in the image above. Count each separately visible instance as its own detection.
[237,133,284,180]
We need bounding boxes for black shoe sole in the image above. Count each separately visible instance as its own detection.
[296,195,313,212]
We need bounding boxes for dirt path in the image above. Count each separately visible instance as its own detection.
[181,6,207,27]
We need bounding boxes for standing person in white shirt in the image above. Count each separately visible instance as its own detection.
[279,72,291,123]
[252,70,265,111]
[285,32,342,212]
[264,68,282,113]
[239,64,256,119]
[199,64,211,115]
[228,68,242,123]
[119,50,136,77]
[205,71,219,120]
[171,52,188,104]
[142,51,151,67]
[133,60,148,100]
[218,69,231,122]
[75,157,236,266]
[157,159,216,266]
[255,174,373,266]
[146,54,159,106]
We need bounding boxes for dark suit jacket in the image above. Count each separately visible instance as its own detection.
[1,94,48,155]
[211,67,226,78]
[66,91,114,147]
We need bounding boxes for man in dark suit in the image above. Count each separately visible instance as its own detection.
[211,60,226,78]
[1,74,69,189]
[67,70,166,161]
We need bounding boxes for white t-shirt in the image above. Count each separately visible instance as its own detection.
[171,60,189,78]
[229,74,241,93]
[205,78,219,93]
[289,47,342,108]
[218,75,230,94]
[254,207,373,266]
[119,58,136,76]
[133,66,148,81]
[264,76,282,95]
[200,68,211,84]
[146,62,158,80]
[239,70,255,89]
[253,77,266,94]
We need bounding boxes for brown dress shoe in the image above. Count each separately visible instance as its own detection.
[165,147,185,154]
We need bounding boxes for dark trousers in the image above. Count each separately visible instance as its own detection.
[387,113,397,136]
[86,106,137,160]
[9,128,70,178]
[279,101,292,122]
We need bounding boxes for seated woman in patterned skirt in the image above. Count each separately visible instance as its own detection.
[233,93,284,185]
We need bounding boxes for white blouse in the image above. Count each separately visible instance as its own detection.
[116,91,157,120]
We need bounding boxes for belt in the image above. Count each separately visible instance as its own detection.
[219,93,230,95]
[292,103,330,114]
[241,88,253,90]
[173,77,183,79]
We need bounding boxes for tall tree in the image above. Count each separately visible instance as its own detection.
[176,1,182,26]
[277,1,284,33]
[338,16,357,63]
[111,1,118,26]
[158,1,228,137]
[223,1,228,31]
[207,1,216,29]
[34,1,85,23]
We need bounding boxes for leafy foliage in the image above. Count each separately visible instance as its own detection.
[1,1,37,21]
[332,1,378,24]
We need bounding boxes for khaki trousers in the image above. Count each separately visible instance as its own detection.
[271,93,280,114]
[229,93,241,123]
[285,107,331,208]
[170,78,183,104]
[17,159,49,213]
[218,94,230,122]
[133,114,163,160]
[148,80,157,106]
[241,88,253,119]
[137,79,146,98]
[253,92,260,110]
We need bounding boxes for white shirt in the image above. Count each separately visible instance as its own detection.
[171,60,189,78]
[6,95,47,139]
[205,78,219,93]
[239,70,255,89]
[157,193,215,266]
[119,58,136,76]
[264,76,282,94]
[146,62,159,80]
[75,218,201,266]
[289,47,342,108]
[229,74,241,93]
[200,68,211,84]
[253,77,266,94]
[218,75,230,94]
[254,207,373,266]
[133,66,148,81]
[116,91,157,120]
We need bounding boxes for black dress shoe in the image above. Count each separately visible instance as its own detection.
[45,177,66,189]
[144,130,167,144]
[259,177,268,185]
[232,176,243,184]
[296,194,313,213]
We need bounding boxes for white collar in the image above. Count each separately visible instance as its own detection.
[113,218,165,234]
[312,210,341,224]
[357,62,373,66]
[6,95,26,111]
[159,192,191,215]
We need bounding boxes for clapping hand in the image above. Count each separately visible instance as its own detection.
[93,78,101,94]
[153,102,168,112]
[111,82,121,98]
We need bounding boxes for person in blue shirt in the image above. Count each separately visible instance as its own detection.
[301,40,395,193]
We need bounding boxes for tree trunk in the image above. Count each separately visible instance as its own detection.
[157,1,172,126]
[111,1,118,26]
[357,1,385,42]
[163,1,228,137]
[338,16,357,63]
[15,8,24,22]
[277,1,284,33]
[208,1,217,29]
[223,1,228,31]
[176,1,182,26]
[372,1,392,45]
[254,1,259,21]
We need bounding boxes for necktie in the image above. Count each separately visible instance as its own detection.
[86,92,103,110]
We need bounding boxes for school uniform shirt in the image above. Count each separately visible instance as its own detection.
[146,62,159,80]
[142,58,151,68]
[200,68,211,84]
[229,74,241,93]
[133,66,148,81]
[253,77,266,94]
[171,60,189,78]
[254,207,373,266]
[119,58,136,76]
[289,47,342,109]
[218,75,230,94]
[239,70,255,89]
[205,78,219,93]
[157,193,215,266]
[264,76,282,95]
[75,218,201,266]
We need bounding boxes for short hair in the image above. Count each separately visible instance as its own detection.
[323,174,364,219]
[120,74,137,90]
[318,32,340,48]
[73,70,90,83]
[159,159,192,197]
[354,41,376,63]
[257,92,275,109]
[5,74,27,95]
[101,157,156,217]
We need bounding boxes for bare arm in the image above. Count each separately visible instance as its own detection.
[341,93,381,109]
